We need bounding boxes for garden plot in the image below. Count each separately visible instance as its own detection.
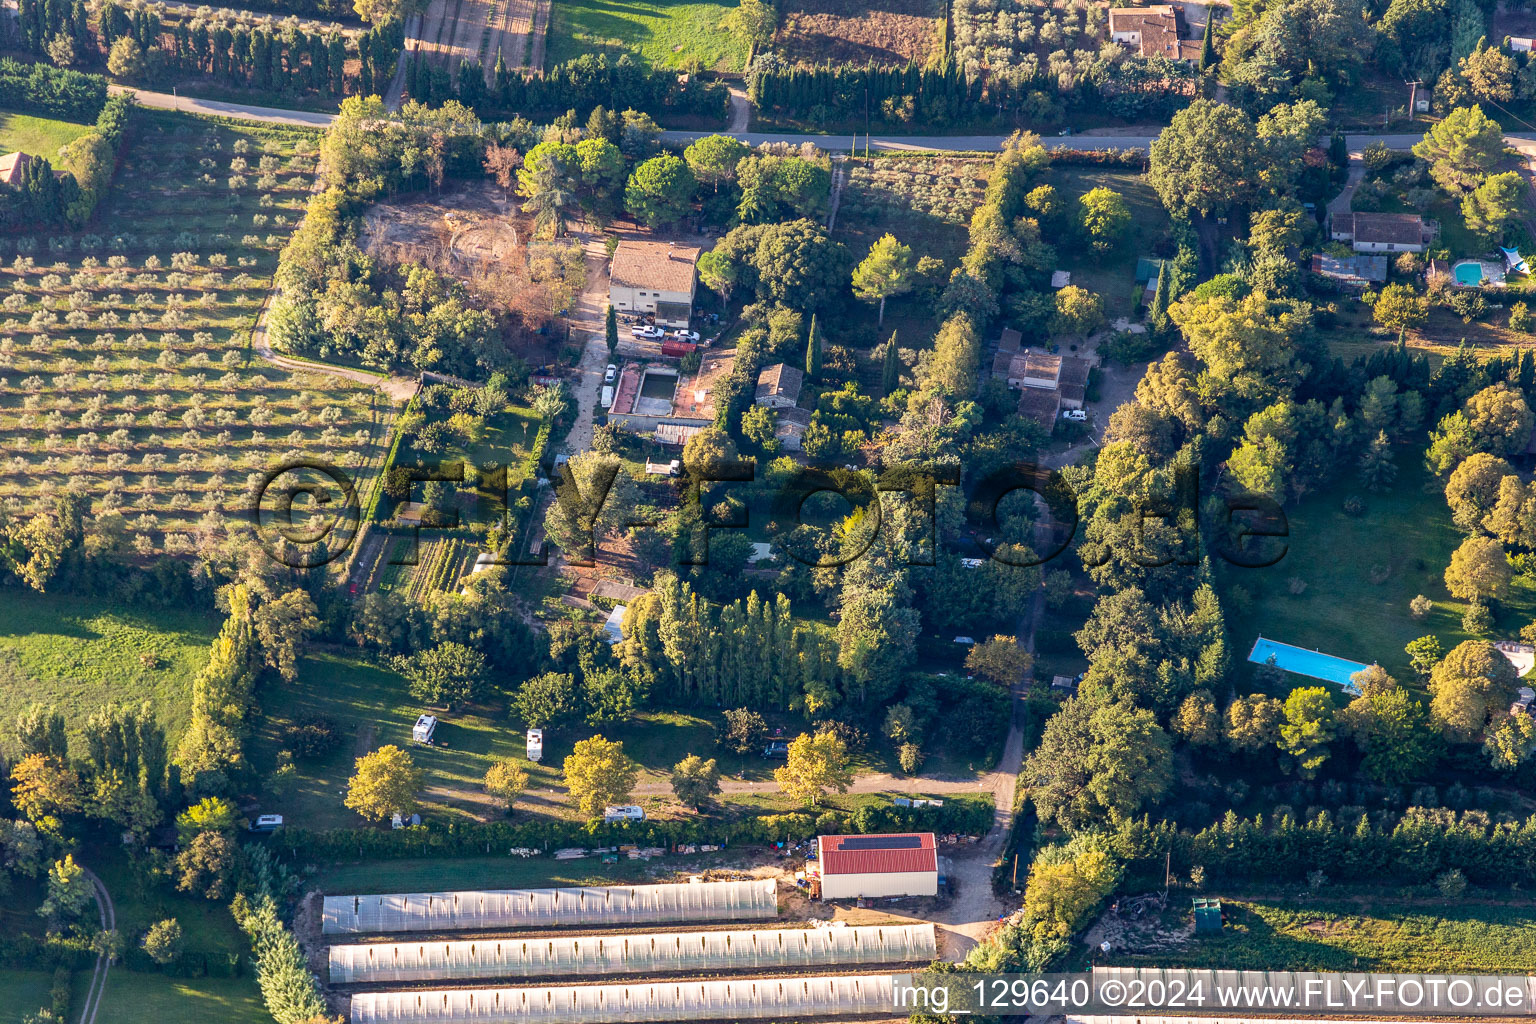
[0,111,391,557]
[842,157,991,229]
[778,0,945,66]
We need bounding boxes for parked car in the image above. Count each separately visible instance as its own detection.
[670,330,700,343]
[762,740,790,759]
[1061,409,1087,422]
[604,363,618,384]
[249,814,283,833]
[630,325,665,339]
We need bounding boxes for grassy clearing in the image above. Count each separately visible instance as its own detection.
[0,588,217,758]
[0,111,93,159]
[309,849,749,893]
[0,970,55,1024]
[0,109,394,555]
[93,972,268,1024]
[1224,457,1536,685]
[1039,165,1164,320]
[1117,897,1536,972]
[544,0,748,71]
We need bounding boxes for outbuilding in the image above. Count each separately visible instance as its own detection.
[815,832,938,900]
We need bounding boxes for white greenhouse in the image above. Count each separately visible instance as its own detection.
[328,923,936,984]
[322,880,778,935]
[349,973,898,1023]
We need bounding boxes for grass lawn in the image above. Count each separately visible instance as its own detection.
[0,111,93,160]
[1039,165,1165,321]
[1224,457,1536,685]
[0,589,218,758]
[544,0,748,71]
[1115,896,1536,972]
[93,972,268,1024]
[0,970,55,1024]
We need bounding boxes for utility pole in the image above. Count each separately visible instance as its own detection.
[1407,79,1422,119]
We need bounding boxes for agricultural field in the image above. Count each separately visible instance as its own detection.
[1222,460,1536,686]
[777,0,945,66]
[0,110,395,558]
[89,973,268,1024]
[543,0,749,71]
[952,0,1109,75]
[0,111,93,159]
[0,588,218,757]
[410,0,548,79]
[1114,896,1536,972]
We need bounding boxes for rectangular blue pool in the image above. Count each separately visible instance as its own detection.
[1248,636,1370,686]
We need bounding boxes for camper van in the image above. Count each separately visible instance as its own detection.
[603,805,645,823]
[601,384,615,409]
[526,728,543,762]
[412,714,437,744]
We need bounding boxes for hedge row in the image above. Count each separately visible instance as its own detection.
[0,58,108,121]
[1112,808,1536,888]
[276,796,994,864]
[0,932,97,973]
[119,945,245,977]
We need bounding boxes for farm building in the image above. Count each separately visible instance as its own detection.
[328,923,937,984]
[322,880,778,935]
[349,974,899,1024]
[755,363,804,408]
[814,833,938,899]
[609,241,701,328]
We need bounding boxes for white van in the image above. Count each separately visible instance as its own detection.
[601,384,615,409]
[527,728,543,762]
[411,714,437,743]
[603,805,645,823]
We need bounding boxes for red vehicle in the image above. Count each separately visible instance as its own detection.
[661,339,698,358]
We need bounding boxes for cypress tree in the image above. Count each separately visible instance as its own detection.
[805,314,822,378]
[880,330,900,394]
[1199,13,1216,72]
[606,303,619,354]
[1149,259,1172,332]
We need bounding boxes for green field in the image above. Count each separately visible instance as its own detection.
[0,111,93,160]
[0,589,217,757]
[0,970,55,1024]
[310,849,747,893]
[1225,457,1536,685]
[1039,165,1165,320]
[1118,897,1536,972]
[92,972,268,1024]
[544,0,749,71]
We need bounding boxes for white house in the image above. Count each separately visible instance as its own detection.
[815,833,938,900]
[609,241,701,328]
[1330,212,1428,253]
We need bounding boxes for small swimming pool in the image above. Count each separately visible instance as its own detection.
[1248,636,1370,686]
[1454,260,1485,286]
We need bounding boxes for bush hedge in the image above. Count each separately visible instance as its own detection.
[0,58,108,121]
[275,796,994,863]
[0,933,97,972]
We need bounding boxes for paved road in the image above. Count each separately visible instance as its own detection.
[110,85,1522,156]
[112,84,338,127]
[76,865,117,1024]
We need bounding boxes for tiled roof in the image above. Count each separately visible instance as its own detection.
[1022,351,1062,383]
[776,405,812,428]
[997,328,1022,353]
[670,351,735,421]
[818,833,937,876]
[755,362,804,403]
[1058,356,1092,387]
[1338,212,1425,246]
[1109,4,1195,59]
[611,241,701,294]
[1017,387,1062,426]
[0,151,34,187]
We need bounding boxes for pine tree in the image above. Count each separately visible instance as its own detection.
[880,330,900,394]
[1199,14,1216,72]
[805,314,822,378]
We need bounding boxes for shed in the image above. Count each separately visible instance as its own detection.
[815,833,938,900]
[1193,897,1223,933]
[1135,257,1165,283]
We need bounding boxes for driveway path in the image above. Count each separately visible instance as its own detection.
[111,84,336,127]
[76,865,116,1024]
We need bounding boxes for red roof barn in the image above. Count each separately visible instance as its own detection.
[815,833,939,900]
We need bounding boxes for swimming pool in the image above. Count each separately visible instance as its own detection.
[1454,260,1485,286]
[1248,636,1370,686]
